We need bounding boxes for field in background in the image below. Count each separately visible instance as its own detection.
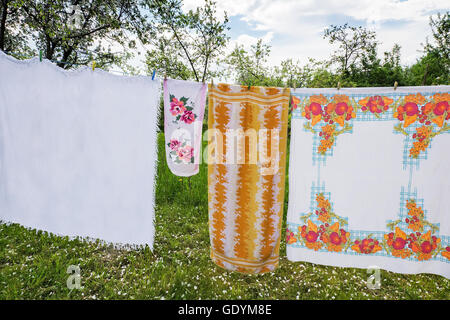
[0,133,449,299]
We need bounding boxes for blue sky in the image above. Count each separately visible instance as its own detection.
[182,0,449,67]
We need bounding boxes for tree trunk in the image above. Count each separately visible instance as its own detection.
[0,0,8,51]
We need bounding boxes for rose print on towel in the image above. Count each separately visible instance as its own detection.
[167,138,194,164]
[169,94,198,124]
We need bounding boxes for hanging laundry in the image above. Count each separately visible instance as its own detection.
[0,51,160,248]
[286,86,450,278]
[207,83,290,273]
[164,79,207,176]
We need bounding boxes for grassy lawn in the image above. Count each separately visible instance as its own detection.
[0,133,449,300]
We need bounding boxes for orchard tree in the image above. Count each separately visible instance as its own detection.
[224,39,280,86]
[15,0,147,69]
[323,23,377,76]
[406,11,449,85]
[0,0,31,53]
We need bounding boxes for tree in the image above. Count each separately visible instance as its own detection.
[144,0,229,82]
[410,11,449,85]
[224,39,281,86]
[323,23,377,76]
[16,0,147,69]
[0,0,31,54]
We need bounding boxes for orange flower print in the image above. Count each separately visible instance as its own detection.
[417,99,449,128]
[286,228,297,244]
[408,230,441,261]
[351,237,382,254]
[323,222,350,252]
[317,124,336,154]
[299,221,322,251]
[291,96,300,111]
[323,95,356,125]
[432,93,450,103]
[303,101,323,124]
[394,102,419,127]
[333,94,350,103]
[385,227,411,259]
[409,125,432,158]
[405,93,426,105]
[309,94,328,105]
[442,247,450,260]
[405,199,424,231]
[314,193,331,223]
[359,95,394,115]
[384,197,443,262]
[298,193,350,253]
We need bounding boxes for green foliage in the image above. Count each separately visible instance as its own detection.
[144,0,230,81]
[7,0,147,69]
[224,39,282,87]
[404,12,449,85]
[1,134,449,300]
[0,0,33,54]
[324,23,377,76]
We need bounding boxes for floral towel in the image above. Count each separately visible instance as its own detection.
[164,79,207,176]
[286,86,450,278]
[208,83,290,274]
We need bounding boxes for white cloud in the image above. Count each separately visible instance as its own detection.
[183,0,449,67]
[231,31,274,49]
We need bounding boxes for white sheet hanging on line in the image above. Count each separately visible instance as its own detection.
[286,86,450,278]
[163,79,207,176]
[0,51,160,248]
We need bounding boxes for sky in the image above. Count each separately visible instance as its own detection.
[181,0,449,68]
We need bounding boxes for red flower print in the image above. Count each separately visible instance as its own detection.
[420,241,433,254]
[329,232,341,245]
[181,110,196,124]
[434,101,448,116]
[404,102,419,116]
[169,139,181,151]
[291,96,300,111]
[352,238,382,254]
[335,102,348,116]
[286,228,297,244]
[305,231,318,243]
[170,98,186,116]
[392,237,406,250]
[309,102,323,116]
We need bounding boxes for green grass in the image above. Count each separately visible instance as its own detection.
[0,133,449,300]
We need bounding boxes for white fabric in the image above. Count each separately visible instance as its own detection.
[163,79,207,176]
[0,51,160,248]
[287,86,450,278]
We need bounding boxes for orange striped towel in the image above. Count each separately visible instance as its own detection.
[207,83,290,273]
